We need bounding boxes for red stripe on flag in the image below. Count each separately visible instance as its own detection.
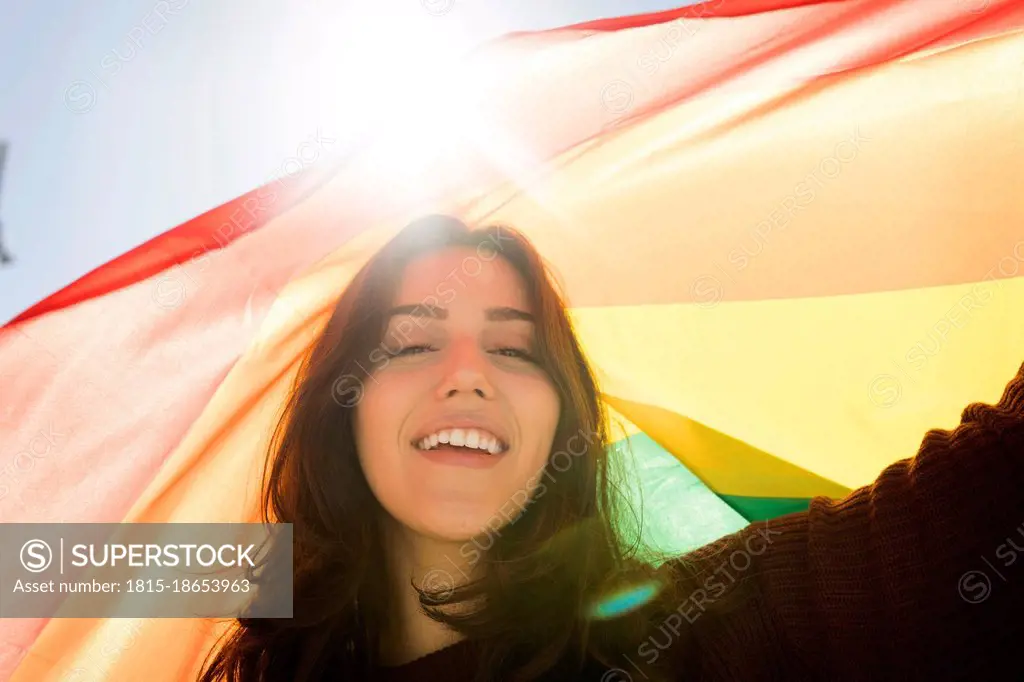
[5,178,305,328]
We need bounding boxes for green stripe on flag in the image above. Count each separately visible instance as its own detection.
[718,495,812,522]
[607,432,746,563]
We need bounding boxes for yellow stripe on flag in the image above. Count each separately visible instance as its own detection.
[571,276,1024,494]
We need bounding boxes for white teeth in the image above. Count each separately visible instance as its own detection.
[415,428,506,454]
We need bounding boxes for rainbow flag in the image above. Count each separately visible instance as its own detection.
[2,0,1023,678]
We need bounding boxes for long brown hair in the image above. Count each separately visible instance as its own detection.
[197,215,709,682]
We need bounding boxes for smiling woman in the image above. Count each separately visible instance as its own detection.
[355,240,561,546]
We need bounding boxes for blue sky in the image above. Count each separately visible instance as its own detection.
[0,0,696,324]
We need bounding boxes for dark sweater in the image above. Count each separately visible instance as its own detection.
[375,362,1024,681]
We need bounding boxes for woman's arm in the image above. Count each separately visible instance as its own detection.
[666,361,1024,680]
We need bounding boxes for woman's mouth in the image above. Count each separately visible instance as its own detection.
[412,428,508,468]
[413,428,507,455]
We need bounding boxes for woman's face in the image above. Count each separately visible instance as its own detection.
[355,246,561,543]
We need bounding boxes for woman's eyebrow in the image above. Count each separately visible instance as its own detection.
[486,306,534,323]
[388,304,445,320]
[386,304,534,323]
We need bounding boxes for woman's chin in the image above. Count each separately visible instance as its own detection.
[403,509,510,546]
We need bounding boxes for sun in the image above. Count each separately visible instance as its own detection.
[299,7,544,205]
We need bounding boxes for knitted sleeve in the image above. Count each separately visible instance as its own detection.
[660,362,1024,680]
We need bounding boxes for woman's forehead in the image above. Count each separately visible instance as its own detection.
[394,248,529,308]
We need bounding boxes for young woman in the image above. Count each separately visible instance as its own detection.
[198,214,1023,681]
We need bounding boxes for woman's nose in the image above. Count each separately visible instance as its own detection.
[435,338,494,400]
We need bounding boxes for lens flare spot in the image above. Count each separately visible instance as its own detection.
[588,580,661,620]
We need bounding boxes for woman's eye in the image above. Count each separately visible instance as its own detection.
[391,344,434,357]
[492,347,536,362]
